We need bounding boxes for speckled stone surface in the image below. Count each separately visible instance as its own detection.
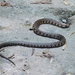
[0,0,75,75]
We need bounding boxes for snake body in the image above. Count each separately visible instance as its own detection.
[0,18,70,49]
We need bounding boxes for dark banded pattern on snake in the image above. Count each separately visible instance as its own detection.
[0,18,70,49]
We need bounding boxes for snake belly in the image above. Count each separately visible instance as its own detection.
[0,18,70,49]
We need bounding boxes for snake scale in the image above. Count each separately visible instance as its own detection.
[0,18,70,49]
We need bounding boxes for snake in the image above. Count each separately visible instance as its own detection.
[0,18,70,49]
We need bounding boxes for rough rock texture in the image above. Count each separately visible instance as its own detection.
[0,0,75,75]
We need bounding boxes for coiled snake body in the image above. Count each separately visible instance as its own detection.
[0,18,70,49]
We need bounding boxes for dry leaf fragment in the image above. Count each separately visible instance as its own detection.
[66,73,71,75]
[63,0,69,5]
[8,54,15,59]
[62,44,66,50]
[42,49,49,54]
[50,57,53,63]
[69,32,75,36]
[0,54,15,66]
[0,0,13,7]
[0,48,4,52]
[31,48,35,56]
[30,1,52,4]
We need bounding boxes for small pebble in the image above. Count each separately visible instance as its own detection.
[62,19,67,23]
